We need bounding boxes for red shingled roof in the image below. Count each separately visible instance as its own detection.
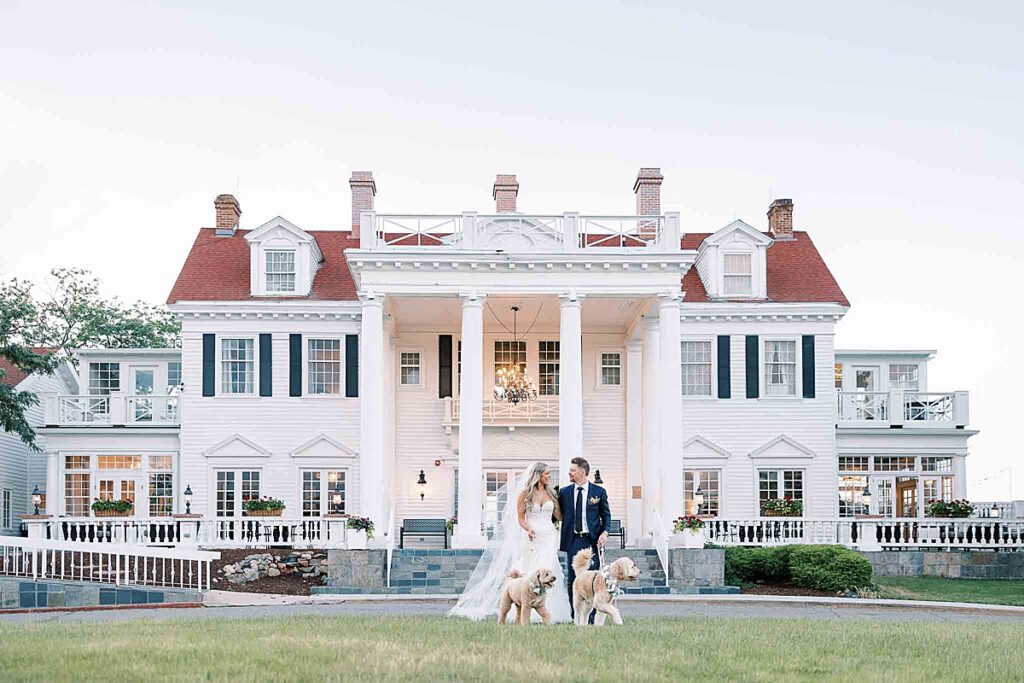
[167,229,359,303]
[0,348,52,388]
[167,228,847,307]
[681,231,849,306]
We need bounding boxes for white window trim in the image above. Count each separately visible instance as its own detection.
[595,348,623,389]
[217,335,259,398]
[299,467,349,517]
[755,467,807,515]
[303,336,345,398]
[720,250,754,299]
[888,362,921,392]
[399,349,425,389]
[760,336,802,400]
[211,467,264,518]
[684,468,722,517]
[264,248,298,294]
[680,337,716,400]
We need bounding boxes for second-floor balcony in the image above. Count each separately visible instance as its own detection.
[43,394,181,427]
[836,390,969,429]
[442,397,559,431]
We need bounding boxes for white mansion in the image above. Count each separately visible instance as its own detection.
[29,170,979,547]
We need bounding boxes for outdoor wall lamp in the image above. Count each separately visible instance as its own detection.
[31,485,42,515]
[331,492,343,513]
[990,503,1001,518]
[417,470,427,501]
[184,485,193,514]
[593,469,603,485]
[861,484,872,508]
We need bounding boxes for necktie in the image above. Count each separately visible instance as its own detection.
[574,486,583,533]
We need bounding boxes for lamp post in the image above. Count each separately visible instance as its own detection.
[417,470,427,501]
[184,485,193,515]
[693,484,705,516]
[990,503,1001,519]
[31,485,42,515]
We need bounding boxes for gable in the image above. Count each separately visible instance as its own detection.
[749,435,816,460]
[203,434,271,458]
[702,219,773,248]
[682,435,731,459]
[289,434,358,459]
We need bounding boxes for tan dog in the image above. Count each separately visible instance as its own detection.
[571,549,641,626]
[497,567,558,625]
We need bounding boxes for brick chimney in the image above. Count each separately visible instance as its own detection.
[767,198,794,240]
[493,174,519,213]
[214,194,241,236]
[349,171,376,239]
[633,168,663,215]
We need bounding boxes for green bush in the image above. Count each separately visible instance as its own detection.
[789,545,873,592]
[724,544,872,592]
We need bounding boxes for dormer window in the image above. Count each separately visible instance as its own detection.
[266,250,296,293]
[723,253,752,297]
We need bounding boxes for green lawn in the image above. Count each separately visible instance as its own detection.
[875,577,1024,606]
[2,616,1023,682]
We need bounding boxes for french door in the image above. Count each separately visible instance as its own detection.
[130,366,156,421]
[97,476,140,514]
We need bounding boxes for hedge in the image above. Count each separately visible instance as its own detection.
[724,544,872,592]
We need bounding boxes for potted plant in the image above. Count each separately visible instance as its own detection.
[346,516,374,549]
[243,497,285,517]
[446,515,457,538]
[926,499,974,518]
[670,515,705,548]
[761,497,802,518]
[92,498,133,518]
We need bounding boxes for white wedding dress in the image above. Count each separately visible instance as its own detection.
[448,465,572,623]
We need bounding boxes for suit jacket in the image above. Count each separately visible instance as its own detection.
[558,481,611,553]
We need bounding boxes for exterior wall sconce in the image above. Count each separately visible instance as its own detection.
[331,492,343,514]
[31,485,42,515]
[184,485,193,514]
[694,484,704,515]
[990,503,1001,518]
[861,484,872,509]
[417,470,427,501]
[593,470,603,485]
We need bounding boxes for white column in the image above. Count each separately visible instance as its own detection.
[640,317,661,535]
[454,293,486,548]
[45,451,60,516]
[359,292,386,531]
[624,339,643,546]
[658,293,683,528]
[558,292,584,482]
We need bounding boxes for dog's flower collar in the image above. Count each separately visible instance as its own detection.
[600,567,621,597]
[530,582,547,597]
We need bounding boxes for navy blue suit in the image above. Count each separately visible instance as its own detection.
[558,481,611,619]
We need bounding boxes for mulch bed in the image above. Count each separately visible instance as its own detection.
[740,584,834,597]
[209,549,325,596]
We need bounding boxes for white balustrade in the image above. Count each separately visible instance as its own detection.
[45,395,180,427]
[444,397,559,428]
[836,390,968,428]
[0,536,219,591]
[198,517,345,549]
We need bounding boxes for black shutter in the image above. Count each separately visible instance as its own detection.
[259,334,272,397]
[202,334,215,397]
[745,335,759,399]
[717,335,731,399]
[438,335,453,398]
[289,334,302,397]
[345,334,359,398]
[802,335,816,399]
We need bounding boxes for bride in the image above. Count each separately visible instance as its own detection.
[448,461,572,623]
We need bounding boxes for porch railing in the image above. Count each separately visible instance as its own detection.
[443,397,559,428]
[361,211,683,252]
[0,536,219,591]
[836,390,968,428]
[44,394,180,427]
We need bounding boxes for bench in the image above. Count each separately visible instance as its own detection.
[400,518,448,549]
[607,519,626,549]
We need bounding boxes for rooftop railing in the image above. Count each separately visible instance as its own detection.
[43,394,181,427]
[835,390,969,428]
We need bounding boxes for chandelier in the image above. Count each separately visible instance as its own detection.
[493,306,538,405]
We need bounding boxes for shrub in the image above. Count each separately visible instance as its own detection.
[347,516,375,538]
[926,499,973,518]
[724,546,793,586]
[789,545,873,592]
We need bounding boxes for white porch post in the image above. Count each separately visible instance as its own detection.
[625,339,643,546]
[454,292,486,548]
[359,292,386,531]
[640,317,661,534]
[658,293,683,528]
[45,451,60,516]
[558,292,584,482]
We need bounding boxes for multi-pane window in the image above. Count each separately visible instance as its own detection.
[2,490,11,528]
[326,470,346,514]
[241,471,260,511]
[538,341,560,396]
[684,470,720,516]
[97,455,142,470]
[265,250,296,293]
[167,362,183,392]
[494,341,526,384]
[302,471,321,517]
[216,471,235,518]
[308,339,342,394]
[838,456,869,472]
[484,472,508,539]
[834,363,843,389]
[889,364,920,391]
[217,470,261,517]
[681,341,713,396]
[88,362,120,395]
[65,456,91,516]
[921,457,953,473]
[874,456,916,472]
[758,470,803,503]
[149,473,174,517]
[302,470,346,516]
[942,476,953,501]
[838,475,869,517]
[400,352,421,386]
[764,340,797,396]
[723,253,753,296]
[221,339,255,394]
[600,353,621,386]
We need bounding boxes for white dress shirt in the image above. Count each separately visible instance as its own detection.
[573,481,590,534]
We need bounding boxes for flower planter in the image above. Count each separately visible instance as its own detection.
[761,510,798,518]
[245,509,284,517]
[669,529,704,549]
[347,529,368,550]
[93,507,133,518]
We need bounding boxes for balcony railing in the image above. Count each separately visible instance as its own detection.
[360,211,682,252]
[835,390,968,428]
[442,397,559,430]
[44,394,181,427]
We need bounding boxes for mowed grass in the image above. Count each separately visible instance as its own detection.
[2,615,1023,682]
[875,577,1024,606]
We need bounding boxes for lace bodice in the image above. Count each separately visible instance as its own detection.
[526,499,556,531]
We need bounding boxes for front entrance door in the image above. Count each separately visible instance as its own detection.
[895,476,918,517]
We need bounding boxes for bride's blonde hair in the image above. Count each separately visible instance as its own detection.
[521,461,560,517]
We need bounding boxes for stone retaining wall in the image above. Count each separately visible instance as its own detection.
[325,549,387,589]
[0,578,200,610]
[860,551,1024,579]
[666,548,725,588]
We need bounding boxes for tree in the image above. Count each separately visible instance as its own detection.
[0,268,180,449]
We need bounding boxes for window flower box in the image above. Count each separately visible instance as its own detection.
[761,497,802,517]
[91,499,133,517]
[243,497,285,517]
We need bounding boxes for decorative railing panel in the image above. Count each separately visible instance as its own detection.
[444,397,559,426]
[46,394,180,427]
[836,390,968,428]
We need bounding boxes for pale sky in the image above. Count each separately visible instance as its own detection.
[2,1,1021,498]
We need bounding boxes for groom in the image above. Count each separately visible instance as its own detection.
[558,456,610,621]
